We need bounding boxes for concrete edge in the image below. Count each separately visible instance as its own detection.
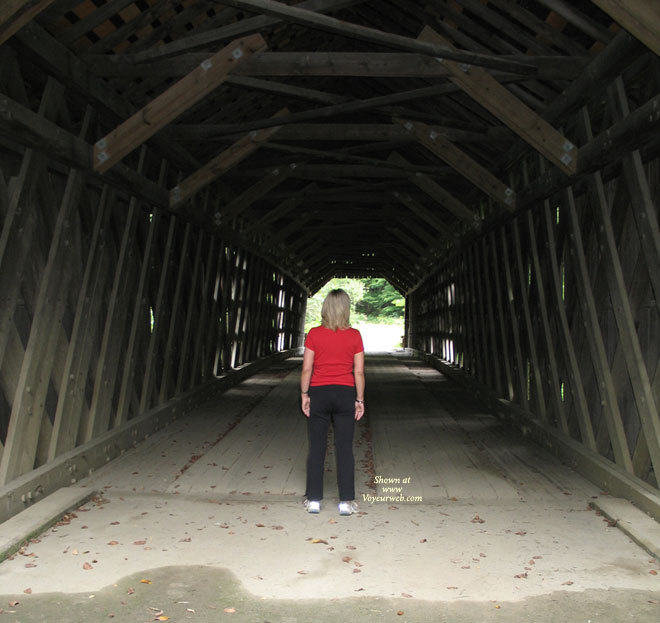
[590,498,660,562]
[0,348,300,525]
[0,487,97,562]
[408,349,660,523]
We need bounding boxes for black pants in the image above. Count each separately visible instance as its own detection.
[305,385,356,502]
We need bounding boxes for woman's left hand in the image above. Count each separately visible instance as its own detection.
[354,401,365,421]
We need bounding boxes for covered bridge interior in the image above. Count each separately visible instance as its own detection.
[2,1,660,606]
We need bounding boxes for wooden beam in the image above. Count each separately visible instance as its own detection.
[397,119,516,211]
[388,152,479,224]
[89,51,587,80]
[221,165,294,222]
[392,191,455,239]
[0,0,55,46]
[418,26,578,176]
[93,33,267,173]
[244,183,317,233]
[263,142,443,173]
[227,75,345,105]
[590,0,660,57]
[173,83,467,138]
[171,108,288,207]
[216,0,537,74]
[170,122,413,142]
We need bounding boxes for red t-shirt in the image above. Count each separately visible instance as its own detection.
[305,326,364,387]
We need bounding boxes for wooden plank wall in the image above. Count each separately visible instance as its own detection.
[408,51,660,493]
[0,53,306,489]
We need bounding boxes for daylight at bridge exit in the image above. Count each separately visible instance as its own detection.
[1,1,660,621]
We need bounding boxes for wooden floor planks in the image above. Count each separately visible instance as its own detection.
[84,353,598,507]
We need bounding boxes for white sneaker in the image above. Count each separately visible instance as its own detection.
[338,501,358,516]
[304,499,320,513]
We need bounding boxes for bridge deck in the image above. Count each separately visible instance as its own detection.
[1,353,658,621]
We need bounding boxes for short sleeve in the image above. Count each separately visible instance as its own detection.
[305,328,316,351]
[354,329,364,354]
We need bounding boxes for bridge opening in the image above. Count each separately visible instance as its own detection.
[305,277,405,352]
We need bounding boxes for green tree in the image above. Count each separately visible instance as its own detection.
[355,278,404,319]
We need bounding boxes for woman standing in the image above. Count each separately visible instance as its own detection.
[300,289,365,515]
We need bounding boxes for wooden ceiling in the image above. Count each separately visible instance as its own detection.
[1,0,656,293]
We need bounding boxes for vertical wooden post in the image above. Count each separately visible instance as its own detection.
[175,230,206,394]
[499,227,529,409]
[139,215,178,413]
[511,217,547,421]
[159,223,192,404]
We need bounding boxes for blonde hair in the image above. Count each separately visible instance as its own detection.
[321,289,351,330]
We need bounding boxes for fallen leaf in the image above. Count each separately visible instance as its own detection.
[272,525,284,530]
[419,538,427,543]
[354,588,364,592]
[401,592,413,598]
[514,573,528,579]
[397,611,404,616]
[133,541,146,546]
[179,537,192,542]
[140,579,152,584]
[83,563,93,570]
[223,607,236,613]
[186,608,196,613]
[25,563,36,568]
[353,568,361,573]
[347,545,357,550]
[310,539,328,545]
[297,570,307,575]
[127,588,135,595]
[562,580,574,585]
[342,556,352,563]
[471,515,485,524]
[514,531,527,536]
[23,588,32,594]
[650,570,658,575]
[446,586,458,590]
[480,553,487,558]
[328,518,337,524]
[108,541,119,546]
[155,617,169,621]
[255,524,265,528]
[8,601,19,607]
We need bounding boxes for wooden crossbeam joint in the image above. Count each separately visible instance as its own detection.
[94,34,267,174]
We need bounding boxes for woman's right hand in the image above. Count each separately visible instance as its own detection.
[302,394,311,417]
[354,400,364,421]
